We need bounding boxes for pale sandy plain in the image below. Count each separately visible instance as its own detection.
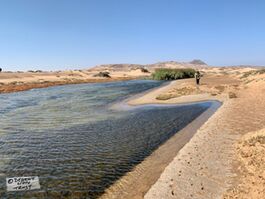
[0,64,265,199]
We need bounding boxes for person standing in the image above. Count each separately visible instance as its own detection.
[0,68,2,72]
[195,71,201,85]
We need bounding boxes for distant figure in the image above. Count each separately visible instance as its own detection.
[0,68,2,72]
[195,71,201,85]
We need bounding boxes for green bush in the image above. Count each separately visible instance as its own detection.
[151,68,196,80]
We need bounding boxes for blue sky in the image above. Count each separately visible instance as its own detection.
[0,0,265,71]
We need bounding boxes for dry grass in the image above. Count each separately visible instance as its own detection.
[224,129,265,199]
[156,87,197,100]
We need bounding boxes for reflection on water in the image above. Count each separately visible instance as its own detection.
[0,80,210,198]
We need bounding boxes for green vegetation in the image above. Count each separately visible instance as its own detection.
[151,68,196,80]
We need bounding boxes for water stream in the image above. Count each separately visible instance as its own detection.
[0,80,211,198]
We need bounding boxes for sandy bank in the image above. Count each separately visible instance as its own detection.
[0,69,149,93]
[143,72,265,198]
[128,74,239,105]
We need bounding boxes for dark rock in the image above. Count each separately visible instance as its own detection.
[93,72,111,78]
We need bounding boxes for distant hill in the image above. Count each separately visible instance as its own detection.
[90,60,208,72]
[90,64,144,72]
[189,59,207,65]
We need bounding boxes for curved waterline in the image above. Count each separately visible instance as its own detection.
[101,100,220,199]
[0,80,219,198]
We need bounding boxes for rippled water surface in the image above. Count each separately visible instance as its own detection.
[0,80,211,198]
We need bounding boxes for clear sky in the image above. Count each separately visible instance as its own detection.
[1,0,265,71]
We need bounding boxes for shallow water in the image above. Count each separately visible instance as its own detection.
[0,80,211,198]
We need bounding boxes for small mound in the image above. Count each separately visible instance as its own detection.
[224,128,265,199]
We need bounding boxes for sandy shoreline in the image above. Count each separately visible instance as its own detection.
[0,69,150,93]
[0,76,138,93]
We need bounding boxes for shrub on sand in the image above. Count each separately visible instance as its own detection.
[151,68,196,80]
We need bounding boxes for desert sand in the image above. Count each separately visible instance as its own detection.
[223,128,265,199]
[1,63,264,199]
